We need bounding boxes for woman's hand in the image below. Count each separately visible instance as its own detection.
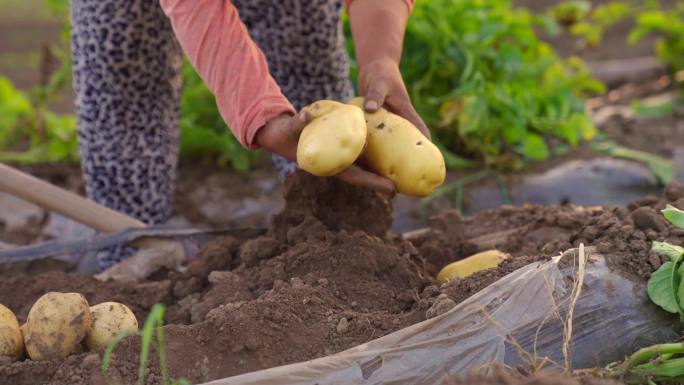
[348,0,430,140]
[359,57,430,139]
[255,112,395,195]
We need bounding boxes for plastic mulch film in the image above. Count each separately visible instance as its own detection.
[200,248,681,385]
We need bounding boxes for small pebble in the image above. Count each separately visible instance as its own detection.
[336,317,349,334]
[426,294,456,319]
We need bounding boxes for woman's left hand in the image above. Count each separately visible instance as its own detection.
[358,57,431,140]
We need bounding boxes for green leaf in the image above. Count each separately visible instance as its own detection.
[677,263,684,319]
[653,241,684,262]
[522,133,550,161]
[632,357,684,380]
[631,98,675,119]
[648,261,680,314]
[593,141,673,185]
[663,205,684,230]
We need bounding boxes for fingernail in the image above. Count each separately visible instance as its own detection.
[365,100,378,110]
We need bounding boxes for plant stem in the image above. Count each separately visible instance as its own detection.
[621,343,684,374]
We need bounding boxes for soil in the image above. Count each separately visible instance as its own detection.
[1,172,684,385]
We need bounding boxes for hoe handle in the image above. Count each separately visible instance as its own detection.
[0,163,145,233]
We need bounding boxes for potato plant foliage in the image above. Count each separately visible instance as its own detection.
[647,205,684,319]
[397,0,604,169]
[555,0,684,76]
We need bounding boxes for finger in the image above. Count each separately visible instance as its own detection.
[283,110,311,143]
[337,165,396,196]
[363,79,389,112]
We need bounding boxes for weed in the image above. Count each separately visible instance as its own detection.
[102,304,190,385]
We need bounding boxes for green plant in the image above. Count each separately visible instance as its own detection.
[646,205,684,319]
[397,0,604,170]
[629,2,684,75]
[0,0,78,164]
[179,61,259,171]
[617,343,684,384]
[102,304,190,385]
[552,1,632,48]
[554,0,684,78]
[551,1,591,28]
[592,141,673,185]
[597,207,684,384]
[0,75,79,163]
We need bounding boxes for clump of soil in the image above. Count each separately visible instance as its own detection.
[271,171,393,240]
[415,182,684,303]
[2,174,683,385]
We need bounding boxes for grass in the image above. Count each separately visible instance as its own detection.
[0,0,59,23]
[102,304,191,385]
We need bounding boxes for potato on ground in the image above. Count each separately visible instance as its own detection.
[437,250,509,284]
[0,304,23,360]
[348,97,445,197]
[85,302,138,351]
[297,100,367,176]
[25,292,92,361]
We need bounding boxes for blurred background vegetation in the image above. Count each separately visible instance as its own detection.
[0,0,681,172]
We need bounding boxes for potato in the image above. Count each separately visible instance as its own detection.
[297,100,367,176]
[85,302,138,351]
[25,292,92,361]
[0,304,23,360]
[436,250,509,284]
[349,97,446,197]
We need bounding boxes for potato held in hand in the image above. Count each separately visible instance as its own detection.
[0,304,23,360]
[297,100,367,176]
[25,292,92,361]
[85,302,138,351]
[349,97,445,197]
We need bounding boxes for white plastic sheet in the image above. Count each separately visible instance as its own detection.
[200,248,681,385]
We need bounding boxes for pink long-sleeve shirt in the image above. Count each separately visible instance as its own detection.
[160,0,414,149]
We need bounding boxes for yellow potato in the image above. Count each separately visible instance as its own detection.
[84,302,138,351]
[0,304,23,360]
[25,292,92,361]
[349,97,446,197]
[436,250,509,284]
[297,100,367,176]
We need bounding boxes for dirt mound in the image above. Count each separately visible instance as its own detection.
[419,183,684,303]
[2,177,683,384]
[271,171,393,240]
[0,172,430,385]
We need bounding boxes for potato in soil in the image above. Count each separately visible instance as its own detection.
[85,302,138,351]
[298,100,367,177]
[24,292,92,361]
[0,304,23,360]
[348,97,445,197]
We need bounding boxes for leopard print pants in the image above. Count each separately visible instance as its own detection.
[70,0,353,270]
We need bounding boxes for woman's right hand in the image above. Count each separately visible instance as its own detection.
[255,112,396,196]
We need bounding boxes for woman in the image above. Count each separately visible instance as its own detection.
[70,0,430,270]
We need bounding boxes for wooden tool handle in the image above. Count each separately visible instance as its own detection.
[0,163,145,233]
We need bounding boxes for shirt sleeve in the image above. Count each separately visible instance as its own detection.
[345,0,415,12]
[160,0,295,149]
